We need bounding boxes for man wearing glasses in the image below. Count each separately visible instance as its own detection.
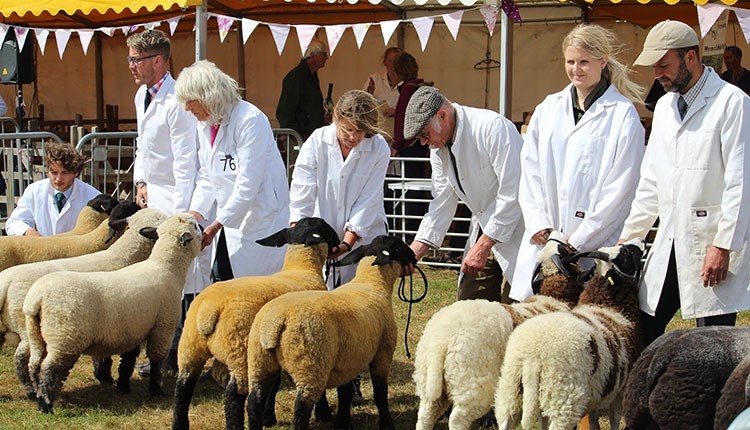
[402,85,524,303]
[126,29,209,375]
[276,38,329,140]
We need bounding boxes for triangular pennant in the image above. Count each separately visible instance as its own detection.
[442,11,463,41]
[268,24,291,56]
[167,16,181,35]
[296,25,319,56]
[216,15,234,43]
[77,29,95,55]
[352,23,371,49]
[697,4,728,38]
[0,25,7,46]
[14,27,29,52]
[380,20,399,45]
[325,25,348,55]
[501,0,523,23]
[34,29,49,55]
[99,27,116,37]
[411,17,434,52]
[55,29,72,60]
[480,5,499,37]
[736,8,750,44]
[241,18,260,44]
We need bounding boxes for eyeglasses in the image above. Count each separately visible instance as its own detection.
[418,126,431,141]
[127,54,158,65]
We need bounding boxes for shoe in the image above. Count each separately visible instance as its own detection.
[351,378,364,407]
[136,363,150,377]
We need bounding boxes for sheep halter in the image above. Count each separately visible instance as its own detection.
[398,265,428,359]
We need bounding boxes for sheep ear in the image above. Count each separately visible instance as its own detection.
[179,232,194,247]
[256,228,289,247]
[109,218,129,232]
[578,266,596,284]
[139,227,159,240]
[336,246,367,266]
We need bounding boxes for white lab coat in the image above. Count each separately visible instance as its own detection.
[511,84,645,301]
[289,124,390,289]
[621,67,750,319]
[191,100,290,278]
[5,178,101,236]
[414,104,524,284]
[134,73,209,295]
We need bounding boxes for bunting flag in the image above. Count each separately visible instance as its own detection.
[412,17,435,52]
[216,15,234,42]
[77,29,95,54]
[34,28,49,55]
[268,24,291,56]
[325,24,348,55]
[443,10,463,40]
[352,23,371,49]
[380,20,400,45]
[698,3,750,43]
[296,25,319,56]
[480,5,499,37]
[241,18,259,44]
[14,27,30,52]
[3,4,522,59]
[55,29,72,60]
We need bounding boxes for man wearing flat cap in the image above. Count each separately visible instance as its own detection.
[619,20,750,346]
[404,85,524,302]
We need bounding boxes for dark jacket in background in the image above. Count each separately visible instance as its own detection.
[276,60,325,140]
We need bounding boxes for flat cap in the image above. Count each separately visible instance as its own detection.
[404,86,444,141]
[634,20,699,67]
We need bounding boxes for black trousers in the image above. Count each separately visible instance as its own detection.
[456,253,513,304]
[640,246,736,347]
[211,228,234,283]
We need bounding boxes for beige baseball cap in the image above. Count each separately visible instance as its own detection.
[634,20,699,66]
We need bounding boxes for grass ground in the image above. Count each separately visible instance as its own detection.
[0,266,747,429]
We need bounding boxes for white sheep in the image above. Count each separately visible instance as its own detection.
[621,326,750,430]
[245,235,417,430]
[0,195,129,272]
[494,240,645,430]
[413,233,585,430]
[1,206,166,399]
[23,212,202,413]
[172,217,340,430]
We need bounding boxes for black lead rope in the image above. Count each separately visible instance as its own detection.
[324,259,337,288]
[397,264,429,359]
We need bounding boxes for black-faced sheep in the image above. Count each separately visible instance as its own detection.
[58,194,119,236]
[172,217,340,430]
[246,235,417,430]
[413,233,585,430]
[494,240,645,430]
[23,212,202,413]
[0,195,126,272]
[1,206,163,400]
[621,326,750,430]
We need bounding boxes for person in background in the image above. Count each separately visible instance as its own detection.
[403,85,524,303]
[621,20,750,346]
[0,95,7,116]
[364,46,401,135]
[289,88,390,406]
[176,60,290,280]
[126,28,208,375]
[5,141,100,236]
[510,23,646,302]
[721,45,750,95]
[276,38,329,141]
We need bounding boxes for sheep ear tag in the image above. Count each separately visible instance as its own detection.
[180,232,194,247]
[373,250,391,266]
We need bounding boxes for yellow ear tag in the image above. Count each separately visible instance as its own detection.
[607,276,615,286]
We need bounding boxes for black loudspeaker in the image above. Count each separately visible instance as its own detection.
[0,31,35,84]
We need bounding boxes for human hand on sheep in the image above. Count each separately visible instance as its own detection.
[701,245,729,287]
[461,234,495,277]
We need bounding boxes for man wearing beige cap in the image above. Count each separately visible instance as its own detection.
[403,85,524,302]
[620,20,750,346]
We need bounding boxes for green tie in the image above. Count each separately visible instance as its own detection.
[55,192,65,212]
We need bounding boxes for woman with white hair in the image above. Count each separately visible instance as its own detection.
[175,60,290,279]
[511,23,646,301]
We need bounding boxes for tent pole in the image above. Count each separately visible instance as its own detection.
[499,10,512,119]
[196,0,208,61]
[95,33,104,130]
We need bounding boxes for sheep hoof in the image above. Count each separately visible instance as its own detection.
[116,381,132,394]
[150,387,167,397]
[37,399,53,414]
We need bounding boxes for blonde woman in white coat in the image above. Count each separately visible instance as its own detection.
[176,60,290,279]
[510,24,646,301]
[289,89,390,289]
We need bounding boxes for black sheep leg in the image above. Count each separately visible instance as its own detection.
[92,356,114,385]
[173,370,200,430]
[116,346,140,394]
[225,377,247,430]
[333,381,355,430]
